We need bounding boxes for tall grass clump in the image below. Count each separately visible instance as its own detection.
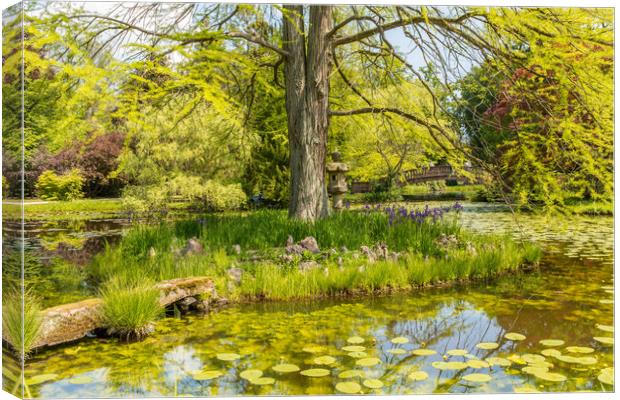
[2,288,43,360]
[99,279,163,340]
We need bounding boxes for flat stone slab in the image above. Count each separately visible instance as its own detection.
[32,276,215,349]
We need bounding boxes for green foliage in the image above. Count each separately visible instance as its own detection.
[2,288,43,360]
[240,239,539,300]
[35,169,84,201]
[99,278,163,340]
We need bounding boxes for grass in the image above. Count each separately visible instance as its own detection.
[239,235,540,300]
[2,288,43,360]
[99,278,163,340]
[562,199,613,216]
[87,208,540,303]
[1,197,194,221]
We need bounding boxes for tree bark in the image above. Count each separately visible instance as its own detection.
[283,5,332,221]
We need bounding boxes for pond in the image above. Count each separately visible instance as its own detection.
[3,202,614,396]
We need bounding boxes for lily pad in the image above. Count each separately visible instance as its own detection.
[300,368,330,377]
[565,346,594,354]
[504,332,526,341]
[462,373,492,383]
[596,324,614,333]
[347,351,368,358]
[387,348,406,355]
[26,374,59,385]
[408,371,429,381]
[486,357,511,367]
[432,361,468,370]
[356,357,381,367]
[192,370,224,380]
[342,345,365,352]
[272,363,300,373]
[541,349,562,358]
[593,336,614,345]
[302,345,325,353]
[539,339,564,347]
[476,342,499,350]
[467,359,490,369]
[533,371,567,382]
[338,370,365,379]
[446,349,468,356]
[249,377,275,385]
[522,366,549,375]
[240,369,263,381]
[335,381,361,394]
[314,355,337,365]
[216,353,241,361]
[598,367,614,385]
[522,354,546,364]
[347,336,365,344]
[363,379,384,389]
[412,348,437,356]
[390,337,409,344]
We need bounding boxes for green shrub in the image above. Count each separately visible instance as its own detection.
[35,169,84,201]
[100,279,163,340]
[2,288,43,360]
[200,180,247,211]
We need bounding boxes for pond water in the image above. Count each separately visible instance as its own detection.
[3,202,614,396]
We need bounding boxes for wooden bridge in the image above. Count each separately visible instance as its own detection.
[350,165,481,194]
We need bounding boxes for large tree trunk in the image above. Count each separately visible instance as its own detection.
[282,5,332,221]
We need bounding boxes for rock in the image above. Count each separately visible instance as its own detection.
[285,244,304,255]
[227,267,243,284]
[182,238,204,256]
[360,245,376,263]
[298,260,320,272]
[286,235,295,247]
[340,246,348,253]
[352,252,360,260]
[337,257,343,267]
[465,241,477,256]
[280,254,295,263]
[179,296,197,307]
[232,244,241,255]
[374,243,388,260]
[148,247,157,258]
[328,248,338,256]
[436,234,458,249]
[299,236,320,253]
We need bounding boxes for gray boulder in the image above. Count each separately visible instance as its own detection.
[299,236,320,253]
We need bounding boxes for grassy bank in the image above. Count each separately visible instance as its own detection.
[88,206,540,310]
[1,198,194,221]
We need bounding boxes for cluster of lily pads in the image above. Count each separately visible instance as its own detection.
[362,202,463,225]
[131,329,614,395]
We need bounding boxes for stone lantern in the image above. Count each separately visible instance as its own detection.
[326,151,349,210]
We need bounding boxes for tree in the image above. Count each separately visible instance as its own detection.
[32,4,613,218]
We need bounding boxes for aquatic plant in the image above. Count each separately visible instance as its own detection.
[99,279,163,340]
[2,288,43,360]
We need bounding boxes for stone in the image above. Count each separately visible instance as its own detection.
[299,260,320,272]
[436,234,458,249]
[286,235,295,247]
[340,246,348,253]
[285,244,304,255]
[280,254,295,263]
[232,244,241,255]
[374,243,388,260]
[148,247,157,258]
[179,296,197,306]
[227,267,243,283]
[299,236,320,253]
[337,257,344,267]
[182,238,204,256]
[329,248,338,256]
[360,246,376,263]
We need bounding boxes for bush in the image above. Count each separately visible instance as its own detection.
[100,278,163,340]
[35,169,84,201]
[200,181,247,211]
[2,289,43,360]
